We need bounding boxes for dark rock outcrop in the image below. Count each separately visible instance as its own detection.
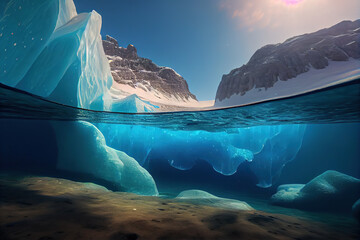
[102,36,197,102]
[215,20,360,102]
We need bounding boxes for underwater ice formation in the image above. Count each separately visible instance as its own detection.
[99,124,306,188]
[52,121,158,196]
[271,170,360,212]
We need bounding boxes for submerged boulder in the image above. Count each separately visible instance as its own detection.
[271,170,360,212]
[176,190,253,211]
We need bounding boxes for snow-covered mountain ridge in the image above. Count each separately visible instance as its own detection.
[215,20,360,107]
[102,36,198,107]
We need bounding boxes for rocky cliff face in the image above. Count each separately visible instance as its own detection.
[215,20,360,103]
[102,36,197,103]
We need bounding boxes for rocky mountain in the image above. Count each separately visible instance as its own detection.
[102,36,197,105]
[215,20,360,106]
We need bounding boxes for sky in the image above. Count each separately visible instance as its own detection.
[74,0,360,100]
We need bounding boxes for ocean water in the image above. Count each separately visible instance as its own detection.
[0,80,360,239]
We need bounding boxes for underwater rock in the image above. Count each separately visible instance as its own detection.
[270,184,305,206]
[352,199,360,222]
[176,190,254,211]
[271,170,360,212]
[52,121,158,196]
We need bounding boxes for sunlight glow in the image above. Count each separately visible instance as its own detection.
[282,0,304,5]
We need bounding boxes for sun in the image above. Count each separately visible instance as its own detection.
[282,0,304,5]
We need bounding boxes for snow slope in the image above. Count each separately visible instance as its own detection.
[216,59,360,107]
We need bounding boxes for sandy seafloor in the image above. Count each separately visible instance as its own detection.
[0,174,359,240]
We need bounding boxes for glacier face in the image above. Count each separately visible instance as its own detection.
[99,124,306,188]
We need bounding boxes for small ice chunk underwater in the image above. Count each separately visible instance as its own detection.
[176,190,254,211]
[271,170,360,212]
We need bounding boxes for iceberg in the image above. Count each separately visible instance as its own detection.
[1,0,113,111]
[0,0,159,196]
[0,0,60,86]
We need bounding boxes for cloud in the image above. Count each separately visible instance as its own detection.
[220,0,360,35]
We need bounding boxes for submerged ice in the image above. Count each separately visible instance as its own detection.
[52,121,158,195]
[100,124,306,188]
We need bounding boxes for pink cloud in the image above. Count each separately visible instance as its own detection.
[282,0,304,5]
[220,0,360,35]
